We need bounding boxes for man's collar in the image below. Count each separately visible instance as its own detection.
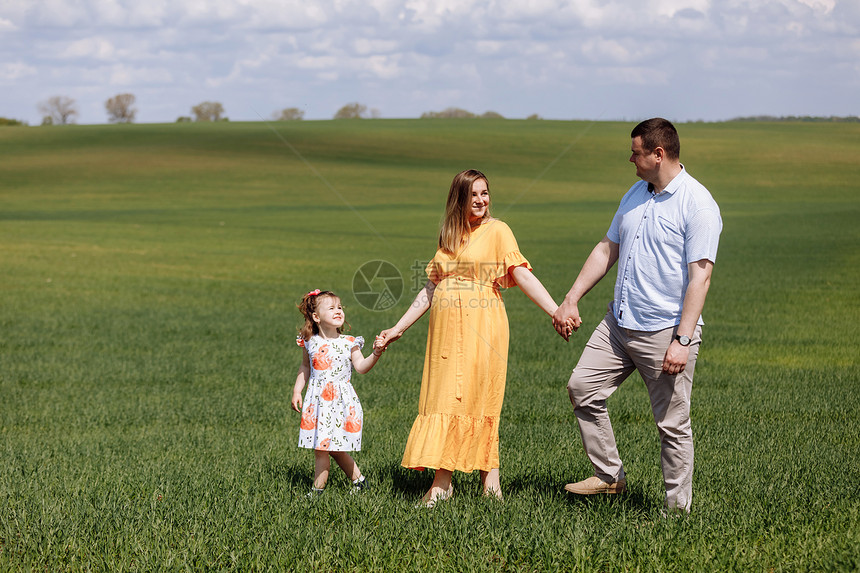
[648,164,686,195]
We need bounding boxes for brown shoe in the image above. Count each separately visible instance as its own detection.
[564,476,627,495]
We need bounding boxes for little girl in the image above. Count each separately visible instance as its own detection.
[291,289,383,495]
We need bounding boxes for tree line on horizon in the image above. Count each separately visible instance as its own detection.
[2,95,540,126]
[1,95,857,126]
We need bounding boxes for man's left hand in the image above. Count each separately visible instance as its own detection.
[662,341,690,375]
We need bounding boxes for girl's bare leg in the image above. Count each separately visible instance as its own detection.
[330,451,362,481]
[313,449,331,489]
[480,468,503,499]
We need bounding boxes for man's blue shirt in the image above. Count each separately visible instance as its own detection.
[607,166,722,331]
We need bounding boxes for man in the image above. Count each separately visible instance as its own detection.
[553,118,722,512]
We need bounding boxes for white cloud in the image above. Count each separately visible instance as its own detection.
[475,41,503,56]
[206,53,271,87]
[352,38,399,56]
[0,61,36,81]
[0,0,857,123]
[62,37,116,60]
[296,54,340,71]
[109,65,172,86]
[362,54,401,79]
[795,0,836,14]
[595,66,667,87]
[581,37,632,64]
[654,0,711,19]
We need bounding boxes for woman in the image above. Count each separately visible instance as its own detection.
[379,169,558,506]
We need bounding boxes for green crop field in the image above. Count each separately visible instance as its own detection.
[1,119,858,571]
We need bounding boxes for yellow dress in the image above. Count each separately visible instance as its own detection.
[401,219,531,472]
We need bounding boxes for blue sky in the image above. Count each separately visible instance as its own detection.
[1,0,858,124]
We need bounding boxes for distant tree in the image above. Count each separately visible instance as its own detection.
[334,102,368,119]
[105,93,137,123]
[370,108,381,119]
[421,107,475,119]
[0,117,26,126]
[38,96,78,125]
[273,107,305,121]
[480,111,504,119]
[176,116,192,123]
[729,115,860,123]
[191,101,225,122]
[526,113,542,120]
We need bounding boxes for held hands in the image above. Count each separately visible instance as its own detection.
[372,335,386,357]
[552,300,583,342]
[376,327,404,351]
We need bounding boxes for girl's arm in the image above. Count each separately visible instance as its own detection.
[511,265,559,316]
[378,279,436,348]
[291,347,311,412]
[351,337,385,374]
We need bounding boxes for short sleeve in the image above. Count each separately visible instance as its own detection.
[347,335,365,350]
[685,208,722,264]
[425,249,454,285]
[492,221,532,288]
[296,336,306,348]
[607,209,622,244]
[425,255,441,284]
[607,182,642,243]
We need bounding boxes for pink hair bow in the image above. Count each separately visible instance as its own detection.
[307,289,321,297]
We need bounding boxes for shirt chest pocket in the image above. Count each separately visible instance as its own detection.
[656,215,684,244]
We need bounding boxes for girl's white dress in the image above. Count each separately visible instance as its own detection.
[296,334,364,452]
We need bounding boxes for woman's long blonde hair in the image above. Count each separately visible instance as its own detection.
[438,169,491,254]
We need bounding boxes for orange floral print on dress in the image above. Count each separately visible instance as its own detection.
[344,406,362,433]
[320,382,338,401]
[312,345,332,370]
[296,335,365,452]
[300,404,317,430]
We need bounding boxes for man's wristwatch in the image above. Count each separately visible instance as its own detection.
[675,334,691,346]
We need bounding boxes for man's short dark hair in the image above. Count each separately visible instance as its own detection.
[631,118,680,160]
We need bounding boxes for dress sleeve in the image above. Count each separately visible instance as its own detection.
[425,248,450,285]
[351,336,365,351]
[493,221,531,288]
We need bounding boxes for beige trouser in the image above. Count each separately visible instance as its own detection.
[567,312,702,512]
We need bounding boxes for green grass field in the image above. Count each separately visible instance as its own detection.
[1,119,858,571]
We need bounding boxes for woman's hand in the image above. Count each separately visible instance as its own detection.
[377,327,404,349]
[291,391,303,412]
[376,279,435,350]
[552,300,581,341]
